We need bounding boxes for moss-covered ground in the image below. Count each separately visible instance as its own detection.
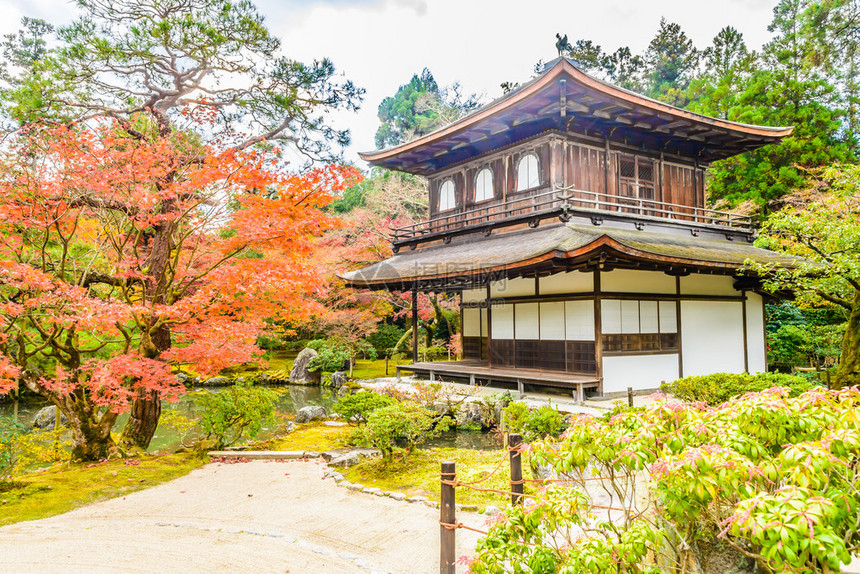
[0,452,207,527]
[267,421,523,510]
[342,447,532,510]
[268,421,354,452]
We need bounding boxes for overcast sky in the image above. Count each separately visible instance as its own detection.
[0,0,780,169]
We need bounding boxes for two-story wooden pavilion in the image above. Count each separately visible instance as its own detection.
[342,57,797,399]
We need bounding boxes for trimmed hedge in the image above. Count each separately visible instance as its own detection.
[661,372,816,405]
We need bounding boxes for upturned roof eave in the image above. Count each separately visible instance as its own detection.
[360,58,793,166]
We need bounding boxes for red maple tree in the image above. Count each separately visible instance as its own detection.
[0,121,360,459]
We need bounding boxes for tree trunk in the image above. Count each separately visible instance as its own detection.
[119,389,162,450]
[121,209,175,449]
[834,292,860,388]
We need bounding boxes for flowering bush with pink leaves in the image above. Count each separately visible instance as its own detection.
[467,387,860,574]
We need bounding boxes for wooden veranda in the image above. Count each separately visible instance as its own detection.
[395,360,601,401]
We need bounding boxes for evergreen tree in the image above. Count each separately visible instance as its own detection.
[701,0,852,209]
[375,68,480,148]
[643,18,699,104]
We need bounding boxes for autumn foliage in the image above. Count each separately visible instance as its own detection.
[0,120,360,458]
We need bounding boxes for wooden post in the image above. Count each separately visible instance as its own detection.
[440,461,456,574]
[412,287,419,364]
[385,355,389,376]
[509,433,523,506]
[627,387,634,408]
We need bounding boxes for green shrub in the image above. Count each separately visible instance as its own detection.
[197,382,277,448]
[661,372,816,405]
[366,324,405,355]
[0,417,25,481]
[425,345,447,361]
[332,392,396,424]
[307,340,351,373]
[351,401,452,459]
[502,402,565,442]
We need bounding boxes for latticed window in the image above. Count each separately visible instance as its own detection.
[618,155,655,200]
[438,179,456,211]
[516,153,540,191]
[475,168,494,202]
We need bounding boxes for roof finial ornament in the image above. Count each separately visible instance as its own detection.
[555,33,572,57]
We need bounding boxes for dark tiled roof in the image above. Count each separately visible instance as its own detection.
[340,222,798,288]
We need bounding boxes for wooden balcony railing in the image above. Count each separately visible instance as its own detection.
[392,185,753,243]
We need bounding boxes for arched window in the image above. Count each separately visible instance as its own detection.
[516,153,540,191]
[475,168,494,202]
[438,179,456,211]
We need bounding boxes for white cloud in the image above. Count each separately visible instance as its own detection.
[0,0,778,168]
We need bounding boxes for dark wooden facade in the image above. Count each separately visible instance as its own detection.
[425,132,705,222]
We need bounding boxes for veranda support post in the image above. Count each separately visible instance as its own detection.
[412,287,419,364]
[509,433,523,506]
[440,461,456,574]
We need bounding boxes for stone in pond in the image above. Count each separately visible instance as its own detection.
[289,348,321,385]
[200,376,231,386]
[295,405,327,423]
[33,405,66,429]
[330,371,347,389]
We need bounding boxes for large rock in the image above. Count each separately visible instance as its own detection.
[322,447,382,468]
[199,376,231,386]
[289,348,321,385]
[295,405,327,423]
[33,405,66,429]
[455,401,496,429]
[330,371,347,390]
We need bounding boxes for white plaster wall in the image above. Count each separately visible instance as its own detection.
[746,293,767,373]
[640,301,659,333]
[565,300,595,340]
[659,301,678,333]
[601,300,622,334]
[515,303,540,339]
[490,277,535,298]
[602,269,676,294]
[540,302,566,340]
[461,288,485,303]
[539,270,593,294]
[603,355,680,393]
[679,274,738,296]
[492,303,514,339]
[463,308,481,337]
[681,301,746,376]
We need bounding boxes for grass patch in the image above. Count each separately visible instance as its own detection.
[343,447,531,510]
[268,421,353,452]
[0,452,207,526]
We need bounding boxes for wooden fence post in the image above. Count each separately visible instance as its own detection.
[627,386,634,408]
[440,461,456,574]
[509,433,523,506]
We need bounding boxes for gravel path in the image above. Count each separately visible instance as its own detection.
[0,459,484,574]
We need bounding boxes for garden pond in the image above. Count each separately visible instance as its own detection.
[0,385,501,453]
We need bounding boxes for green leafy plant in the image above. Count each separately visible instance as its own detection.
[502,401,565,442]
[196,383,277,449]
[332,391,396,425]
[661,372,815,405]
[467,387,860,573]
[307,339,352,373]
[0,416,25,481]
[351,401,451,460]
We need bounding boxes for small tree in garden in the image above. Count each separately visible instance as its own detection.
[0,122,359,459]
[197,382,277,449]
[750,165,860,387]
[353,401,451,460]
[467,387,860,574]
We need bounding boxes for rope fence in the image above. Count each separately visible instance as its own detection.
[438,432,637,574]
